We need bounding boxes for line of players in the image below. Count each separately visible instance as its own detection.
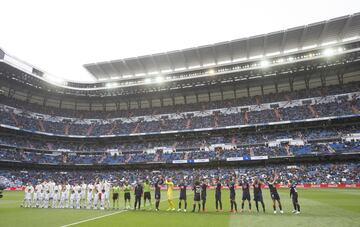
[156,175,300,214]
[22,179,113,210]
[21,174,301,214]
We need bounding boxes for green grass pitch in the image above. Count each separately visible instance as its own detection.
[0,188,359,227]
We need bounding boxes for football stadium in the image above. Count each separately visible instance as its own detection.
[0,1,360,227]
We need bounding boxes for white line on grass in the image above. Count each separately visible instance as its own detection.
[59,194,182,227]
[60,210,128,227]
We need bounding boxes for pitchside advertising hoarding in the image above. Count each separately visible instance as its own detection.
[172,156,268,163]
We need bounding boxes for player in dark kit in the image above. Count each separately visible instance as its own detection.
[239,177,251,212]
[154,176,163,211]
[227,177,237,213]
[143,179,152,209]
[215,178,222,212]
[201,179,208,212]
[253,177,265,213]
[289,181,300,214]
[134,181,143,210]
[178,179,187,212]
[192,180,201,212]
[266,175,283,214]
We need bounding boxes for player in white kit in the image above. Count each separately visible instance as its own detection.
[59,185,67,208]
[69,186,76,209]
[81,181,87,208]
[94,180,104,210]
[52,184,61,208]
[87,183,94,209]
[38,188,44,208]
[23,182,34,208]
[74,183,81,209]
[48,179,56,206]
[65,182,71,208]
[103,180,111,210]
[44,189,50,208]
[33,182,43,208]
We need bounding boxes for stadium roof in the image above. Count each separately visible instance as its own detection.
[84,13,360,81]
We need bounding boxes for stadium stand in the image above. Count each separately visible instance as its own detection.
[0,14,359,182]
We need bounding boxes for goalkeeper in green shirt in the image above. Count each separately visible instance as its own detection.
[143,179,152,209]
[112,184,120,209]
[123,181,132,209]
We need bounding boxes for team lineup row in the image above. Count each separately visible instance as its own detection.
[21,175,300,214]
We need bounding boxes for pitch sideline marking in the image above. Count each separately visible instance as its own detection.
[59,194,182,227]
[60,210,128,227]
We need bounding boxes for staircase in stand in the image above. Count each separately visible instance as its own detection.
[307,105,319,118]
[86,124,95,136]
[274,108,282,121]
[10,113,20,127]
[64,124,70,135]
[243,111,249,124]
[108,121,117,135]
[132,123,140,133]
[186,118,192,129]
[38,119,45,132]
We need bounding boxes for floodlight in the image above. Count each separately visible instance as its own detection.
[277,58,285,63]
[321,40,337,46]
[342,36,358,42]
[174,67,186,72]
[144,78,151,84]
[155,77,164,83]
[260,60,270,68]
[323,48,335,57]
[203,62,216,67]
[208,69,215,75]
[148,71,159,75]
[302,44,317,50]
[44,74,66,85]
[232,57,247,63]
[161,69,172,73]
[266,51,280,57]
[284,48,298,54]
[106,82,118,88]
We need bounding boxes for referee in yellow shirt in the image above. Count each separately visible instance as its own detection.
[165,177,175,211]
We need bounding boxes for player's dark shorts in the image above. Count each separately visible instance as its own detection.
[230,193,236,201]
[201,195,206,201]
[271,193,280,200]
[291,194,298,203]
[124,192,131,200]
[113,193,119,200]
[179,194,187,200]
[254,193,263,202]
[242,193,251,201]
[144,192,151,200]
[155,192,160,200]
[194,194,200,202]
[215,193,221,200]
